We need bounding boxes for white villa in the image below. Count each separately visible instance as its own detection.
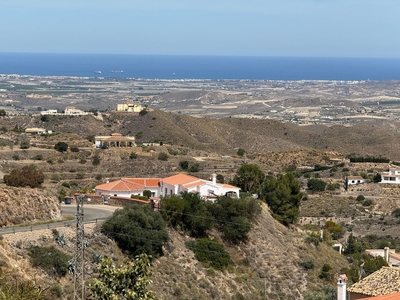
[64,106,89,115]
[25,127,52,135]
[116,103,144,113]
[95,173,240,200]
[380,168,400,184]
[94,133,136,148]
[345,176,365,186]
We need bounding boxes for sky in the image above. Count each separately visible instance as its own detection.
[1,0,399,57]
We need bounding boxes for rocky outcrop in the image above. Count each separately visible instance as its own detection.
[0,187,60,226]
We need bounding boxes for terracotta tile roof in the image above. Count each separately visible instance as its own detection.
[182,180,206,188]
[348,267,400,296]
[363,292,400,299]
[222,183,239,189]
[96,178,160,192]
[161,173,201,186]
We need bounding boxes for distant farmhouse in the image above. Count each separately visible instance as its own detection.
[25,127,52,135]
[380,168,400,184]
[40,106,90,116]
[94,133,136,148]
[346,176,366,186]
[95,173,240,200]
[116,103,144,113]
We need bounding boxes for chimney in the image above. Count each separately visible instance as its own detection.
[384,247,390,264]
[337,274,347,300]
[212,173,217,185]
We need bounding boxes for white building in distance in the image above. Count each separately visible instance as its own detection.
[116,103,144,113]
[381,168,400,184]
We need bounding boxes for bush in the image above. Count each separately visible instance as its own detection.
[102,205,169,257]
[189,163,200,173]
[179,160,189,170]
[143,190,152,199]
[54,142,68,152]
[129,152,137,160]
[161,193,213,236]
[356,195,365,202]
[211,196,259,244]
[92,154,101,166]
[40,115,49,122]
[307,178,326,192]
[362,199,373,207]
[186,238,232,270]
[28,246,71,277]
[158,152,168,161]
[70,147,79,152]
[373,173,382,183]
[392,208,400,218]
[305,234,320,247]
[32,154,43,160]
[319,264,333,280]
[237,148,245,157]
[299,259,315,270]
[4,165,44,188]
[324,221,345,240]
[326,183,340,191]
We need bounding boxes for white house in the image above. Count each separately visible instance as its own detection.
[160,173,240,200]
[25,127,52,135]
[95,173,240,200]
[380,168,400,184]
[116,103,144,113]
[95,178,161,198]
[345,176,365,186]
[64,106,89,116]
[94,133,136,148]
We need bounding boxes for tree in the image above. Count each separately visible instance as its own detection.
[158,152,168,161]
[0,109,6,116]
[233,164,265,194]
[261,173,302,225]
[143,190,152,199]
[102,205,168,257]
[216,174,224,184]
[307,178,327,192]
[4,165,44,188]
[373,173,382,183]
[54,142,68,152]
[324,221,344,240]
[179,160,189,170]
[40,115,49,122]
[90,254,155,300]
[19,134,30,149]
[237,148,245,157]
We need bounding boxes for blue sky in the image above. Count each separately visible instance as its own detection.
[1,0,399,57]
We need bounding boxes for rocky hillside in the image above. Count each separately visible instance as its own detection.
[0,187,60,226]
[3,110,399,160]
[151,204,348,299]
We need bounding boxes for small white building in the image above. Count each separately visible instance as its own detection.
[25,127,51,135]
[346,176,365,186]
[160,173,240,200]
[40,109,58,115]
[95,133,136,148]
[116,103,144,113]
[64,106,89,116]
[381,169,400,184]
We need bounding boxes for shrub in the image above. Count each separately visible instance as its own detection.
[12,154,20,160]
[19,135,30,149]
[102,205,168,257]
[139,109,148,116]
[307,178,326,192]
[356,195,365,202]
[392,208,400,218]
[161,193,213,236]
[186,238,232,270]
[79,158,87,164]
[28,246,71,277]
[211,196,259,244]
[179,160,189,170]
[4,165,44,188]
[143,190,152,199]
[327,183,340,191]
[32,154,43,160]
[299,259,315,270]
[189,163,200,172]
[319,264,333,280]
[54,142,68,152]
[129,152,137,160]
[70,147,79,152]
[92,154,101,166]
[237,148,245,157]
[363,255,387,276]
[0,109,6,116]
[305,234,320,247]
[362,199,373,207]
[216,174,224,183]
[40,115,49,122]
[158,152,168,161]
[373,173,382,183]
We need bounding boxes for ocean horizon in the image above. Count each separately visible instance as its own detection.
[1,53,400,81]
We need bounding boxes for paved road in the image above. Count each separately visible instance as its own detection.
[0,204,119,235]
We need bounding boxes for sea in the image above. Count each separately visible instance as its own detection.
[1,53,400,81]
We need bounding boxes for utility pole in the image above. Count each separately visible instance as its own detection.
[74,194,85,300]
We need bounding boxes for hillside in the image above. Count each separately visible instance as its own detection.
[3,110,399,159]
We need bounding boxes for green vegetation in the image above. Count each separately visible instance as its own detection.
[102,205,168,257]
[373,173,382,183]
[319,264,333,280]
[356,195,365,202]
[324,221,344,240]
[4,165,44,188]
[143,190,152,199]
[158,152,168,161]
[92,154,101,166]
[307,178,327,192]
[19,135,30,149]
[129,152,138,160]
[392,208,400,218]
[28,246,71,277]
[0,109,6,116]
[236,148,245,157]
[188,163,200,172]
[179,160,189,170]
[0,278,46,300]
[233,163,264,194]
[186,238,232,270]
[299,259,315,270]
[304,286,336,300]
[40,115,49,122]
[261,173,302,225]
[161,192,213,237]
[347,155,390,163]
[90,254,154,300]
[54,141,68,152]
